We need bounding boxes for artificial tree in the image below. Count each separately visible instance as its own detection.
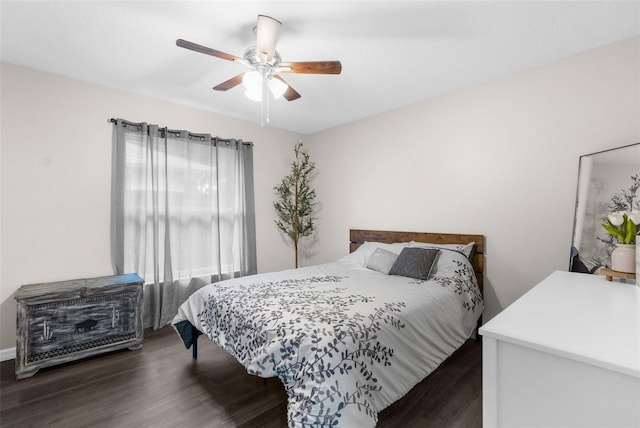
[274,142,316,268]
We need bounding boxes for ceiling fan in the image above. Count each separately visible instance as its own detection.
[176,15,342,103]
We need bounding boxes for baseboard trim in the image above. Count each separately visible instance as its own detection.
[1,347,16,361]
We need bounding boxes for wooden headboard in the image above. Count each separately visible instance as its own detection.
[349,229,485,291]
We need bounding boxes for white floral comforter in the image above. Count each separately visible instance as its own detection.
[173,253,482,427]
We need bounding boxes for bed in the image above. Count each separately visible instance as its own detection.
[173,229,484,427]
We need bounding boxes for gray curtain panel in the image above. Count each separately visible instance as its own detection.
[111,119,256,329]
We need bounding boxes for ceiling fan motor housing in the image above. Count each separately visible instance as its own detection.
[244,46,282,79]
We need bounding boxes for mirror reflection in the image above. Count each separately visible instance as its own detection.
[570,143,640,273]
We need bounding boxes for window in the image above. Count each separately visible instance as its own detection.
[111,119,256,328]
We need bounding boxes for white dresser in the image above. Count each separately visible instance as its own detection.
[480,271,639,428]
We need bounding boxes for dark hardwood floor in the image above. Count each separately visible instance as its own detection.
[1,327,481,427]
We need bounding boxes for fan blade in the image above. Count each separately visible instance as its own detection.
[256,15,282,62]
[278,61,342,74]
[213,73,245,91]
[273,75,301,101]
[176,39,242,62]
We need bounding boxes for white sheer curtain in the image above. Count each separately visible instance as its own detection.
[111,119,256,329]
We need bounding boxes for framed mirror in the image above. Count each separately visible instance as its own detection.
[569,143,640,273]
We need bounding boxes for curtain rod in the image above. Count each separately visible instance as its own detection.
[109,118,252,146]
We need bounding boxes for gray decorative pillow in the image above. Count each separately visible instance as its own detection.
[366,248,399,274]
[389,247,440,280]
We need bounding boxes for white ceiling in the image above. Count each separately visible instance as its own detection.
[2,1,639,135]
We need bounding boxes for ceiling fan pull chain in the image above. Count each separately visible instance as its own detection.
[261,79,268,127]
[266,78,273,126]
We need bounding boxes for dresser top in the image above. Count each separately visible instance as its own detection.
[480,271,640,378]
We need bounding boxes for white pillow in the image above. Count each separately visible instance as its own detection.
[407,241,477,279]
[409,241,475,259]
[366,247,399,274]
[414,247,474,278]
[339,241,409,267]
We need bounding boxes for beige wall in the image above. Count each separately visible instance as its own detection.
[1,36,638,355]
[304,36,640,322]
[0,63,301,352]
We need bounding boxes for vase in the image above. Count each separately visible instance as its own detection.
[610,244,636,273]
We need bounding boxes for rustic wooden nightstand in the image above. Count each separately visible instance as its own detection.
[15,273,144,379]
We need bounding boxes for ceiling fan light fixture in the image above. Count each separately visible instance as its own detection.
[242,71,263,102]
[268,77,288,99]
[242,70,262,90]
[244,87,262,102]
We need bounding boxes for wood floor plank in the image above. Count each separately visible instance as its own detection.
[1,327,481,427]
